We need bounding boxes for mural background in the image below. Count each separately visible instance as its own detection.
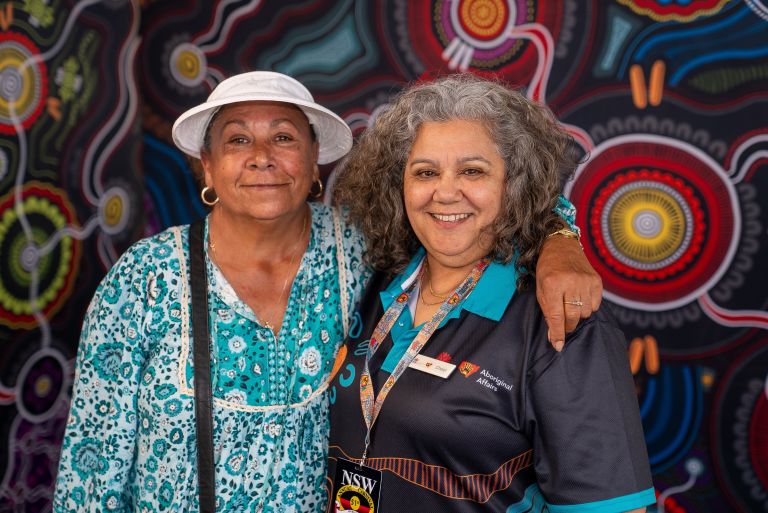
[0,0,766,511]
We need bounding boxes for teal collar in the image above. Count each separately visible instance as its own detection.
[379,248,518,323]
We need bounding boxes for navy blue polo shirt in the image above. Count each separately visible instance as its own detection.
[326,251,655,512]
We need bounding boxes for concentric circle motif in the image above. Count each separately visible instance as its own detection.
[16,347,68,422]
[456,0,512,44]
[98,186,130,235]
[617,0,730,22]
[391,0,561,75]
[0,32,48,134]
[0,182,81,328]
[713,341,768,513]
[169,42,207,88]
[599,176,700,272]
[637,365,703,473]
[566,135,738,310]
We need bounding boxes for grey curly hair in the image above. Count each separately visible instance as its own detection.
[333,73,579,285]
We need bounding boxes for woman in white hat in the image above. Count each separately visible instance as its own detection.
[53,71,600,512]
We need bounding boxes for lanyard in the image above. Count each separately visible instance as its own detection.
[358,257,489,466]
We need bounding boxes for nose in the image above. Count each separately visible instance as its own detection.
[433,174,462,202]
[246,141,274,170]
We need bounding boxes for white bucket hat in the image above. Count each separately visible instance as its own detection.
[172,71,352,164]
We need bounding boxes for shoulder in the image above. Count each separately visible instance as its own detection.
[118,224,187,261]
[311,203,367,267]
[98,224,189,293]
[506,290,628,375]
[311,203,363,238]
[509,289,623,342]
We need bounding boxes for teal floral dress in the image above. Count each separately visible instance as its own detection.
[53,203,369,513]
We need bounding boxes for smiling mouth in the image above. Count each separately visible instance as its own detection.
[430,213,471,222]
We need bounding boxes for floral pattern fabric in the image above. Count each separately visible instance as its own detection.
[53,203,369,513]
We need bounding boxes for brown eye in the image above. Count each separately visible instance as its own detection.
[228,136,248,144]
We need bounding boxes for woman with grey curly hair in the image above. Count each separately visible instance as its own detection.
[326,74,654,513]
[335,73,577,283]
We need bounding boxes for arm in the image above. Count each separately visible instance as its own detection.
[54,248,147,511]
[536,195,602,350]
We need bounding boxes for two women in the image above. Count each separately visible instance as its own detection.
[327,74,654,512]
[54,71,603,512]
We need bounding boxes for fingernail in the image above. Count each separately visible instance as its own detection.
[554,341,564,352]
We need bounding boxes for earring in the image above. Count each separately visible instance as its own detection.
[200,186,219,206]
[311,178,324,199]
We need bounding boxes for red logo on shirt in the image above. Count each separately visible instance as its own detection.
[437,352,452,363]
[458,361,480,377]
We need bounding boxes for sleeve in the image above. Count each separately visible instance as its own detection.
[554,194,580,236]
[53,244,150,512]
[524,309,655,513]
[334,206,373,321]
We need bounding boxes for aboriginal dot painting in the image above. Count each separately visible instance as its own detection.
[1,1,766,512]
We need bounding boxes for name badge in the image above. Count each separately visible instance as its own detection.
[408,354,456,379]
[332,457,382,512]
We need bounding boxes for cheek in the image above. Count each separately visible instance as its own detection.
[474,185,505,223]
[402,188,424,228]
[403,179,431,210]
[284,149,316,181]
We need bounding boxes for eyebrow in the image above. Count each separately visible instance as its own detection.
[219,118,300,131]
[409,155,492,166]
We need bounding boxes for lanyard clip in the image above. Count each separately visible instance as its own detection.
[359,432,371,468]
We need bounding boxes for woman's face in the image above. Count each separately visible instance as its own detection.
[200,101,319,222]
[404,119,506,269]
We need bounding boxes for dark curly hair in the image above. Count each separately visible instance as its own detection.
[333,73,579,286]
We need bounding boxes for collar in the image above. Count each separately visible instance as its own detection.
[379,247,518,323]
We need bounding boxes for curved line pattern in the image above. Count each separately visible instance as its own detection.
[198,0,262,54]
[670,47,768,86]
[616,0,741,76]
[640,376,657,418]
[634,4,750,61]
[193,0,242,46]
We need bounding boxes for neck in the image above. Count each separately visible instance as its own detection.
[424,255,479,296]
[208,204,309,263]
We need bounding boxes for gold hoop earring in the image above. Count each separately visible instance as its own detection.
[200,186,219,206]
[311,178,324,199]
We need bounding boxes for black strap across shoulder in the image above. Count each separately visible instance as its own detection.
[189,219,216,513]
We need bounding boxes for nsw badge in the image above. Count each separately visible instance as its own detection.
[332,457,382,512]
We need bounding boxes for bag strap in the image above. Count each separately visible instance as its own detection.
[189,219,216,513]
[332,207,350,338]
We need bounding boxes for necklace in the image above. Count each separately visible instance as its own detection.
[419,290,445,306]
[420,261,456,305]
[263,209,307,333]
[208,207,308,335]
[428,277,452,300]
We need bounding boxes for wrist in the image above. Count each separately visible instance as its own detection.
[545,228,583,250]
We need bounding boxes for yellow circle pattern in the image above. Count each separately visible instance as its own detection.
[0,195,74,317]
[0,43,38,120]
[608,187,686,264]
[175,49,201,80]
[460,0,507,38]
[103,194,124,227]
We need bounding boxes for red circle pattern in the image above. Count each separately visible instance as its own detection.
[570,140,736,305]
